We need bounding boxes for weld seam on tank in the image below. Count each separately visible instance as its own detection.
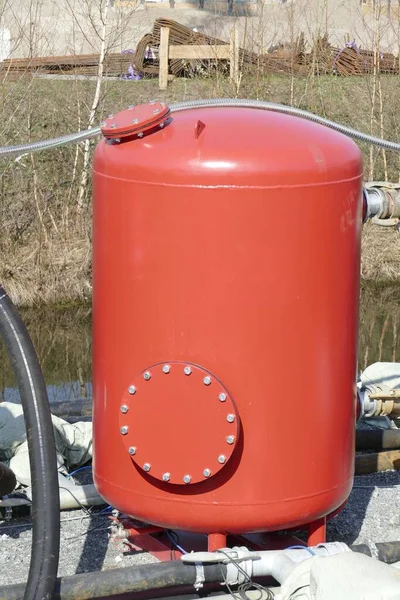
[93,474,353,507]
[91,173,363,190]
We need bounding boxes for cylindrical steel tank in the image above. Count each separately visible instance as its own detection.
[92,102,363,536]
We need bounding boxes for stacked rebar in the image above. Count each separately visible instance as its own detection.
[1,20,399,80]
[134,20,400,78]
[0,53,133,77]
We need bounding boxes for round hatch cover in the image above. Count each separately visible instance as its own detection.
[101,101,170,140]
[118,362,239,485]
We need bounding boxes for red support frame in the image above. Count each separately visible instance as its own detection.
[109,517,316,562]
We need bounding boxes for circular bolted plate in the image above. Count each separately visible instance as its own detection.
[119,362,239,485]
[101,102,170,140]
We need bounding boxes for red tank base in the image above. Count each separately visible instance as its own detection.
[307,517,327,546]
[109,517,326,562]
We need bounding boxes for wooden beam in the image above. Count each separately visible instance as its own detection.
[355,449,400,475]
[169,45,230,60]
[159,26,239,89]
[159,26,170,91]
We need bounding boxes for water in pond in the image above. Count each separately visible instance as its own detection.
[0,286,399,407]
[0,305,92,404]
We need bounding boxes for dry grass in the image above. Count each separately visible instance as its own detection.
[361,223,400,282]
[1,74,400,305]
[0,237,91,306]
[359,282,400,369]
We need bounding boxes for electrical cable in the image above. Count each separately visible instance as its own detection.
[216,549,274,600]
[286,545,316,556]
[3,98,400,159]
[58,486,92,516]
[66,465,93,479]
[0,127,101,158]
[65,523,112,543]
[0,510,111,532]
[165,530,188,555]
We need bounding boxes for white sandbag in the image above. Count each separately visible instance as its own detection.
[0,401,92,485]
[278,553,400,600]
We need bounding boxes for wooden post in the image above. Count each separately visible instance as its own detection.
[355,449,400,475]
[159,25,237,90]
[229,24,239,86]
[159,27,170,91]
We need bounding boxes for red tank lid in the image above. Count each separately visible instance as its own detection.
[100,101,170,140]
[95,102,363,188]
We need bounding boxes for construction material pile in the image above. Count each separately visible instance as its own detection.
[0,53,133,79]
[133,19,400,78]
[1,19,399,80]
[324,37,399,76]
[134,19,228,77]
[133,18,307,77]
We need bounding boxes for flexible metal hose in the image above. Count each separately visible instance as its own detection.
[1,98,400,158]
[170,99,400,152]
[0,127,101,158]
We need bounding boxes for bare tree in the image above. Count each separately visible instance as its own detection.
[76,0,111,212]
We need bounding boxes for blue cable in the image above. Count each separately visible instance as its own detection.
[166,530,188,554]
[286,545,316,556]
[99,505,113,515]
[66,465,92,479]
[65,466,112,514]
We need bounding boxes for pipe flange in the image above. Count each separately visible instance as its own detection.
[101,102,170,140]
[220,547,257,585]
[119,362,240,485]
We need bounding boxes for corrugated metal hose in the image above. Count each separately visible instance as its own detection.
[1,98,400,159]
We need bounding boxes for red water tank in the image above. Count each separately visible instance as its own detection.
[92,102,363,538]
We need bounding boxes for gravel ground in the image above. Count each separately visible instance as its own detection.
[0,434,399,586]
[0,507,159,585]
[328,470,400,545]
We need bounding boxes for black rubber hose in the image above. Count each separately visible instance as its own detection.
[351,542,400,564]
[0,462,17,496]
[0,286,60,600]
[0,560,226,600]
